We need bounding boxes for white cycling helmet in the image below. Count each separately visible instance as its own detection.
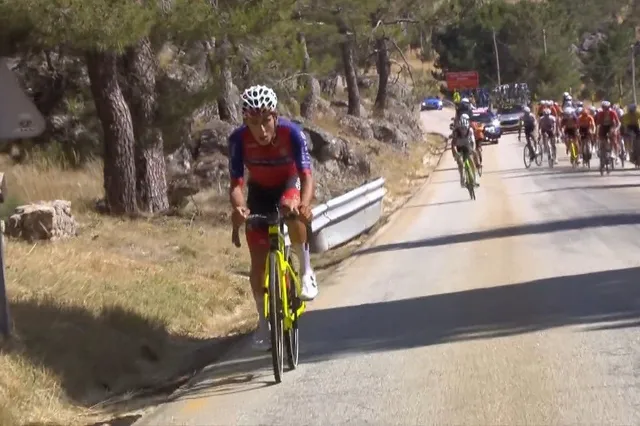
[459,113,470,128]
[241,85,278,116]
[576,107,584,114]
[566,95,573,101]
[461,97,470,104]
[523,106,531,113]
[601,100,611,108]
[543,108,551,115]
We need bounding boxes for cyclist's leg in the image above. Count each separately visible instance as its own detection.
[453,145,465,186]
[472,140,482,169]
[279,176,317,301]
[632,126,640,161]
[525,130,536,159]
[246,183,279,348]
[550,130,557,159]
[464,145,479,183]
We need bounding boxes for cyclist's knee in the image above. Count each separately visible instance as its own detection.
[285,217,308,243]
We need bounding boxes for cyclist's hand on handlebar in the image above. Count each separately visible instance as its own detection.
[298,204,313,223]
[231,206,250,227]
[280,199,299,217]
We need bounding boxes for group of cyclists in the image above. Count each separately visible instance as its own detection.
[519,93,640,169]
[450,92,640,188]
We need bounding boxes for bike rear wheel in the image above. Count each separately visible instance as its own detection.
[534,140,543,166]
[523,144,533,168]
[284,253,300,370]
[268,252,284,383]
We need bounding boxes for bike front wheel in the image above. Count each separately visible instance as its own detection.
[268,252,284,383]
[284,254,300,370]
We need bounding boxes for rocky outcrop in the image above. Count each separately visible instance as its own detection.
[6,200,79,241]
[164,113,379,206]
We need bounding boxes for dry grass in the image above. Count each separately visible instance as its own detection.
[0,154,257,425]
[0,50,446,424]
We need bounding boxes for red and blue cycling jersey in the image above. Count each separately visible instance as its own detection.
[228,118,312,188]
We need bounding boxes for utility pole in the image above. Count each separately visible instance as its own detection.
[542,28,547,56]
[492,29,501,86]
[632,43,637,104]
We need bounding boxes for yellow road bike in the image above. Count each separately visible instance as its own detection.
[567,133,579,168]
[232,208,306,383]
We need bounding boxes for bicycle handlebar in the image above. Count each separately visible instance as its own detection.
[231,211,297,248]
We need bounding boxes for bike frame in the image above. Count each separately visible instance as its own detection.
[462,151,475,185]
[263,222,306,331]
[568,134,578,161]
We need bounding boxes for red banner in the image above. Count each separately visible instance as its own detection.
[446,71,479,90]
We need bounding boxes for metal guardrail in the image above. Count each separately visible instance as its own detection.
[283,177,386,253]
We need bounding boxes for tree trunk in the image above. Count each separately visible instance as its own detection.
[298,32,319,119]
[124,37,169,213]
[216,36,240,123]
[374,36,391,112]
[337,19,361,117]
[86,50,137,215]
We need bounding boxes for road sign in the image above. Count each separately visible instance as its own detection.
[0,57,46,139]
[446,71,479,90]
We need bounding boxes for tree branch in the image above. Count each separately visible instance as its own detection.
[389,38,414,86]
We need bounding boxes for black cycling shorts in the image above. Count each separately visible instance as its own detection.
[564,128,577,138]
[598,125,612,139]
[579,127,591,139]
[246,176,300,215]
[455,145,472,157]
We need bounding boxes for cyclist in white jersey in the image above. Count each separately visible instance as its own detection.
[538,108,557,162]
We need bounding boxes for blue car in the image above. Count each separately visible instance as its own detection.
[420,96,443,111]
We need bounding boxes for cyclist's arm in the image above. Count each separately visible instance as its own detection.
[290,124,314,206]
[228,132,246,208]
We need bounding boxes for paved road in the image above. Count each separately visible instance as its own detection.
[136,110,640,425]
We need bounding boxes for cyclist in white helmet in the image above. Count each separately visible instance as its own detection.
[455,97,473,125]
[519,106,538,161]
[452,113,480,187]
[538,108,558,163]
[228,85,317,350]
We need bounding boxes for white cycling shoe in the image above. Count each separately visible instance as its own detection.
[300,272,318,301]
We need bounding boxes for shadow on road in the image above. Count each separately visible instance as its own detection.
[404,199,469,208]
[3,300,245,417]
[356,213,640,255]
[520,183,640,194]
[551,171,640,179]
[500,169,577,179]
[300,266,640,362]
